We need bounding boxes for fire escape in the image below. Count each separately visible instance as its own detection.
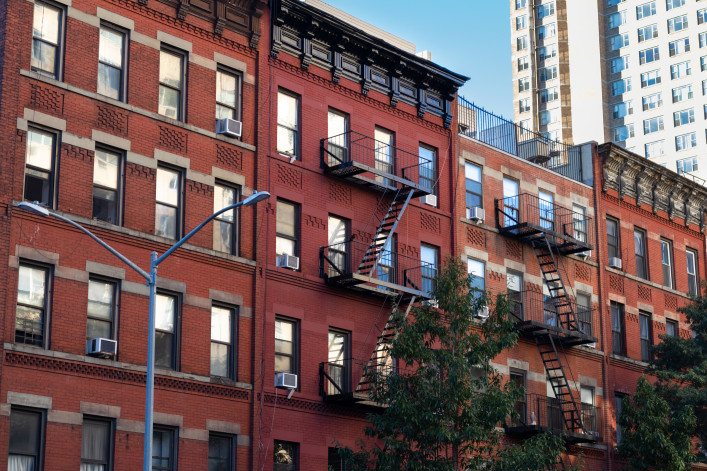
[496,193,601,445]
[318,130,434,406]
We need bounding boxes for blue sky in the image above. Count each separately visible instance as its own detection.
[324,0,514,119]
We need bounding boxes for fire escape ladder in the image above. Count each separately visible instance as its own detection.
[357,188,415,276]
[530,235,579,332]
[535,333,584,434]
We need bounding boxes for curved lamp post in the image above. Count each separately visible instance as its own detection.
[18,190,270,471]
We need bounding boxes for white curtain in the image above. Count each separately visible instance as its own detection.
[80,465,105,471]
[8,455,34,471]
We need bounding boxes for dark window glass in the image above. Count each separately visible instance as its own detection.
[16,264,49,347]
[577,293,592,337]
[276,200,299,258]
[211,305,236,379]
[634,228,648,279]
[607,217,620,261]
[615,394,624,444]
[686,249,699,296]
[9,408,43,471]
[639,312,652,362]
[87,278,117,341]
[273,440,298,471]
[81,418,112,470]
[155,293,178,370]
[98,24,126,100]
[216,69,240,120]
[24,127,56,207]
[208,434,234,471]
[152,428,176,471]
[611,301,625,355]
[155,166,182,240]
[213,183,239,255]
[158,48,186,121]
[666,319,678,337]
[275,317,297,375]
[661,239,673,288]
[93,147,122,225]
[31,2,62,78]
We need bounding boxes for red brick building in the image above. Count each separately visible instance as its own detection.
[0,0,704,469]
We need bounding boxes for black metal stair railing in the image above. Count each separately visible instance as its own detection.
[509,290,596,337]
[319,357,400,401]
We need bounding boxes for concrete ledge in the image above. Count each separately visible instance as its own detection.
[48,409,83,425]
[86,261,127,280]
[206,419,241,435]
[92,129,131,151]
[7,391,52,409]
[80,401,121,418]
[23,108,67,131]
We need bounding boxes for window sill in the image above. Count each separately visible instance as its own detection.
[605,266,692,300]
[609,353,648,369]
[459,216,498,234]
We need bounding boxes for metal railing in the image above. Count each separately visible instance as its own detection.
[458,97,585,183]
[320,131,432,188]
[506,393,601,440]
[320,239,435,297]
[319,357,399,400]
[497,193,594,248]
[509,290,595,336]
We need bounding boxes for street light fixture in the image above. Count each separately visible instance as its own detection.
[18,190,270,471]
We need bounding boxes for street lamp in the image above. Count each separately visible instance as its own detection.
[18,190,270,471]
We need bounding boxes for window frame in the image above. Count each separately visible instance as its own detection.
[418,143,437,197]
[686,248,699,296]
[210,303,238,380]
[93,145,124,226]
[277,89,300,159]
[327,328,351,395]
[208,433,235,471]
[213,181,241,256]
[215,66,242,121]
[86,276,119,343]
[465,162,483,213]
[31,0,65,80]
[154,291,180,371]
[606,216,620,261]
[158,46,187,122]
[666,319,678,337]
[636,1,656,20]
[467,258,486,292]
[637,23,658,42]
[420,243,439,296]
[275,199,300,259]
[634,228,648,280]
[15,261,52,348]
[275,316,299,377]
[639,311,652,362]
[97,22,128,102]
[152,426,178,471]
[667,14,688,34]
[661,238,674,289]
[81,416,114,470]
[611,301,626,356]
[24,125,59,209]
[8,406,45,470]
[155,164,184,240]
[273,440,299,471]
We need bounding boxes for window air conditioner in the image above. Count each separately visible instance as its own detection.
[467,206,485,223]
[473,306,490,320]
[215,118,243,138]
[275,372,298,390]
[577,250,591,260]
[608,257,622,270]
[421,194,437,206]
[86,337,117,357]
[277,254,300,270]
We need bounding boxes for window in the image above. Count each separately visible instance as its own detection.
[581,386,597,434]
[24,126,57,207]
[639,311,652,362]
[153,427,176,471]
[610,56,629,73]
[274,441,298,471]
[667,0,685,9]
[97,24,127,100]
[517,35,528,51]
[540,108,560,125]
[539,44,557,61]
[539,191,554,231]
[537,23,556,40]
[673,108,694,127]
[277,90,299,158]
[518,56,529,71]
[645,140,665,158]
[634,228,648,280]
[608,0,625,5]
[615,394,625,443]
[609,10,627,28]
[537,2,555,18]
[539,65,557,82]
[208,434,235,471]
[327,215,349,276]
[507,271,523,320]
[613,124,635,142]
[215,68,241,120]
[577,293,592,337]
[611,301,625,355]
[612,78,631,96]
[661,239,674,288]
[327,108,348,164]
[419,144,437,196]
[702,56,707,71]
[467,259,485,292]
[155,166,182,239]
[16,263,50,347]
[672,84,693,102]
[211,305,236,378]
[543,129,560,142]
[675,132,697,151]
[669,37,690,56]
[465,163,483,214]
[516,0,527,8]
[158,48,186,121]
[687,249,699,296]
[668,15,688,33]
[636,2,656,19]
[87,278,117,341]
[518,77,530,93]
[213,183,239,255]
[421,244,438,295]
[573,204,587,243]
[327,329,350,395]
[670,61,691,79]
[155,292,178,370]
[32,1,63,78]
[516,15,527,30]
[275,317,297,375]
[677,156,698,174]
[93,147,122,225]
[666,319,678,337]
[613,101,633,119]
[540,87,558,103]
[704,80,707,96]
[610,33,630,50]
[607,217,620,260]
[699,8,707,24]
[639,46,660,64]
[374,126,395,184]
[81,417,112,471]
[637,24,658,42]
[519,98,530,113]
[640,69,661,87]
[643,116,664,134]
[642,92,662,110]
[519,119,531,133]
[8,408,44,471]
[701,32,707,48]
[503,177,519,227]
[276,200,299,258]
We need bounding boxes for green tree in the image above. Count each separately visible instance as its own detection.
[337,257,569,470]
[617,376,696,470]
[648,294,707,461]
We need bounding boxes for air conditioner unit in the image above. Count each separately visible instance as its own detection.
[215,118,243,138]
[467,206,485,223]
[86,338,117,357]
[275,372,298,390]
[518,138,550,165]
[577,250,591,260]
[608,257,622,270]
[473,306,490,320]
[276,254,300,270]
[421,194,437,206]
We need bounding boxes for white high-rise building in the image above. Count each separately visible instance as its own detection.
[511,0,707,182]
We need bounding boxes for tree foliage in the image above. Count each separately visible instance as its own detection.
[617,376,696,470]
[337,257,569,470]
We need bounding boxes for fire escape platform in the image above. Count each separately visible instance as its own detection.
[498,223,592,256]
[323,161,431,198]
[324,272,430,299]
[504,424,600,444]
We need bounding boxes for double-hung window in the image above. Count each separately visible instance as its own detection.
[668,15,688,33]
[666,319,678,337]
[16,263,50,347]
[640,69,661,87]
[615,395,625,443]
[540,87,558,103]
[275,317,298,375]
[667,0,685,10]
[98,24,127,100]
[639,46,659,65]
[612,101,632,118]
[677,157,698,174]
[465,162,483,217]
[93,147,122,225]
[507,271,523,320]
[519,98,530,113]
[637,24,658,42]
[669,37,690,56]
[327,215,349,276]
[81,417,113,471]
[639,311,652,362]
[518,56,529,72]
[215,68,240,120]
[155,166,182,240]
[539,191,554,231]
[32,1,63,78]
[698,8,707,24]
[421,244,438,296]
[607,217,620,261]
[211,304,236,379]
[277,90,299,158]
[675,132,697,151]
[276,200,299,258]
[636,2,656,19]
[573,204,587,243]
[539,65,557,82]
[670,61,691,79]
[327,329,350,395]
[611,78,631,96]
[518,77,530,92]
[661,239,674,288]
[155,292,178,370]
[687,249,699,296]
[537,23,556,40]
[516,15,527,30]
[642,92,662,110]
[24,127,57,208]
[537,2,554,18]
[672,84,692,102]
[153,427,177,471]
[613,124,634,142]
[213,183,239,255]
[517,35,528,51]
[327,108,348,165]
[503,177,519,227]
[673,108,694,127]
[87,278,117,342]
[608,11,626,28]
[274,441,298,471]
[8,407,44,471]
[610,56,629,74]
[611,301,625,355]
[609,33,629,51]
[634,228,648,280]
[158,48,186,121]
[577,293,592,337]
[645,140,664,158]
[643,116,663,134]
[419,144,437,198]
[467,259,485,292]
[539,44,557,61]
[208,434,235,471]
